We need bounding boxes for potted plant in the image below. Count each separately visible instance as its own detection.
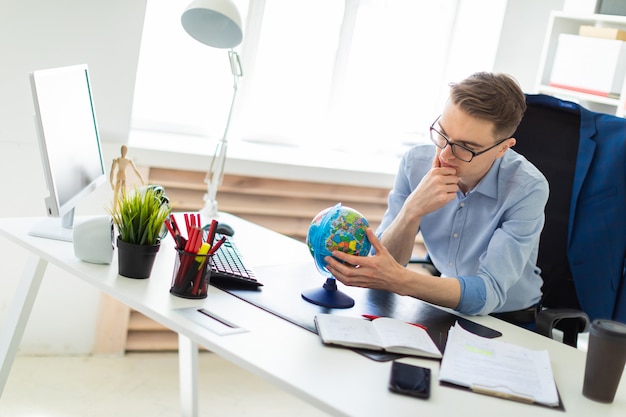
[109,185,171,278]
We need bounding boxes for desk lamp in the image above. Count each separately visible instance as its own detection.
[181,0,243,218]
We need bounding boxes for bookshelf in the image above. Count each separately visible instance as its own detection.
[536,11,626,117]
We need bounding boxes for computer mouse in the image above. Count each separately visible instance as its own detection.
[216,222,235,236]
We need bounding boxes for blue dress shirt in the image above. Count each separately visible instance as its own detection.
[378,144,548,315]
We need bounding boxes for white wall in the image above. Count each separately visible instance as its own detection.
[0,0,147,354]
[493,0,599,91]
[493,0,565,91]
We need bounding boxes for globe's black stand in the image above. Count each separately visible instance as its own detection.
[301,277,355,309]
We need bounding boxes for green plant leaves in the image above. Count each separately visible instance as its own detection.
[109,186,171,245]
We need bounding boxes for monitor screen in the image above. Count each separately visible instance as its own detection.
[29,64,106,241]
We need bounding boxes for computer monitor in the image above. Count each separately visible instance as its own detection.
[29,64,106,241]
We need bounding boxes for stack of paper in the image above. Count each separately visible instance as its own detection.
[439,323,559,407]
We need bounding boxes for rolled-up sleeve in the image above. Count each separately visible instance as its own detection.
[455,275,487,314]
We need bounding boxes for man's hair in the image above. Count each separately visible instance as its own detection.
[449,72,526,139]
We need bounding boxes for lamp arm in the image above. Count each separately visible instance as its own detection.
[202,50,241,218]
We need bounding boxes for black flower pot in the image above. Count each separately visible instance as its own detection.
[116,237,160,279]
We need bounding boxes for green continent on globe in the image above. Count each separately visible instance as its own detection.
[306,203,371,276]
[325,210,369,255]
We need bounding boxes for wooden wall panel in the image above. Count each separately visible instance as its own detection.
[149,168,390,241]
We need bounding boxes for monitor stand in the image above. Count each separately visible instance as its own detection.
[28,209,75,242]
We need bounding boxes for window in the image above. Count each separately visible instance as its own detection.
[132,0,507,171]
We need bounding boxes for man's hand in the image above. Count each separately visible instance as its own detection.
[379,154,459,265]
[326,228,462,309]
[325,228,406,294]
[406,154,459,218]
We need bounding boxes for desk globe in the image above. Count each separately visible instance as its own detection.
[302,203,371,308]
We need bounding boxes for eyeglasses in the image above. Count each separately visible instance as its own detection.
[429,116,508,163]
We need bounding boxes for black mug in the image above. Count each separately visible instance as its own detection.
[582,319,626,403]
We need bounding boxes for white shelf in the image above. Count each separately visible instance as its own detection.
[537,85,622,108]
[536,12,626,117]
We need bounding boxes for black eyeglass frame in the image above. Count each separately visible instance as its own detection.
[429,116,509,163]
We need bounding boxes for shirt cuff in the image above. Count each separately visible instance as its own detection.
[455,275,487,315]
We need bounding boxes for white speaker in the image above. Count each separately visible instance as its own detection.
[72,215,114,264]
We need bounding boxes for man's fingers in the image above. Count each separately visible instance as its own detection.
[366,228,385,254]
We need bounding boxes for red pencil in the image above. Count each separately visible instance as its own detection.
[184,213,190,234]
[164,219,175,238]
[169,214,181,235]
[206,219,218,245]
[208,236,226,255]
[185,226,201,252]
[191,227,203,253]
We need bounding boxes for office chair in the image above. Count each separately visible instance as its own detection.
[410,94,626,347]
[512,94,588,347]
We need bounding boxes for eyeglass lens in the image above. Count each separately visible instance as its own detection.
[430,129,474,162]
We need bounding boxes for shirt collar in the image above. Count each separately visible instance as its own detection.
[464,157,502,199]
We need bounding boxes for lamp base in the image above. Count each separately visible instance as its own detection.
[200,195,218,220]
[301,277,355,309]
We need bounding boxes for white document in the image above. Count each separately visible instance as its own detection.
[439,322,559,407]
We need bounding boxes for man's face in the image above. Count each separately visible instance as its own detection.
[434,101,514,191]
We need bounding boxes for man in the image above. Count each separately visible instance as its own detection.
[326,72,548,319]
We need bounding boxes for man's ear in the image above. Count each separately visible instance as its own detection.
[496,137,516,158]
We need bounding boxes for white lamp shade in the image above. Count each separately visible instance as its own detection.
[181,0,243,49]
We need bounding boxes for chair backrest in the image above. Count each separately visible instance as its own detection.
[512,95,581,311]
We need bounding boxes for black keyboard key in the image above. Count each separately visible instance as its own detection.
[209,234,263,288]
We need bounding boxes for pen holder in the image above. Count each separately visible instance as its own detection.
[170,249,212,299]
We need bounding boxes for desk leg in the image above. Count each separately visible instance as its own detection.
[178,334,199,417]
[0,256,48,395]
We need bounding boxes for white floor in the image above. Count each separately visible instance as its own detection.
[0,352,331,417]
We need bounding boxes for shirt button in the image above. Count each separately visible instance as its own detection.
[449,261,454,267]
[453,233,459,238]
[459,202,465,208]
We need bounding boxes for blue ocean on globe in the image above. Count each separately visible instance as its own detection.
[306,203,371,276]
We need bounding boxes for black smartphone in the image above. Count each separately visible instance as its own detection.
[388,361,431,399]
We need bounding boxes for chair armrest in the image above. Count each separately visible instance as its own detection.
[536,308,590,347]
[408,255,441,276]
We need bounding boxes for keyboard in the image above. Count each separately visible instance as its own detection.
[209,234,263,288]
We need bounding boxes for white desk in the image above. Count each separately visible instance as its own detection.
[1,214,624,416]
